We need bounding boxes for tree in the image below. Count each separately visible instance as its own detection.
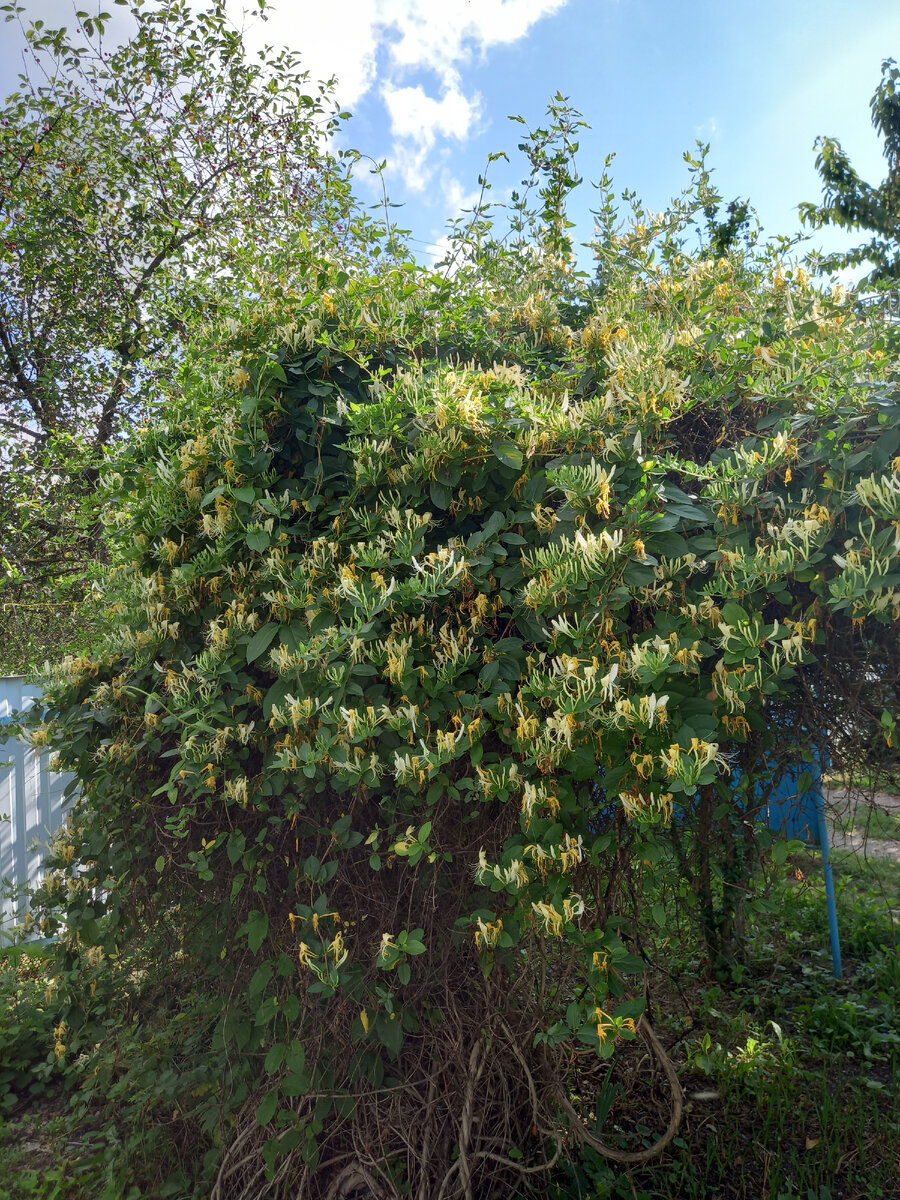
[800,57,900,288]
[21,104,900,1198]
[0,0,359,670]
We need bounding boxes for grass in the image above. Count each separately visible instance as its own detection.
[0,1108,84,1200]
[843,804,900,842]
[824,772,900,842]
[823,770,900,798]
[829,848,900,906]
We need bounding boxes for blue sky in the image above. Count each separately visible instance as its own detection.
[4,0,899,274]
[240,0,900,273]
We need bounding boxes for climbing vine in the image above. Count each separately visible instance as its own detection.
[19,104,900,1198]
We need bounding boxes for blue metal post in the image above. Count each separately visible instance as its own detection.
[814,784,842,979]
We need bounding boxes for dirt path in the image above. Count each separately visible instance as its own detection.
[824,788,900,865]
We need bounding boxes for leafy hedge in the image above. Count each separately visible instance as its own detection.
[19,127,900,1197]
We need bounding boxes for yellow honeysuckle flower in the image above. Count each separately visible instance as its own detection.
[228,367,251,389]
[594,1008,614,1044]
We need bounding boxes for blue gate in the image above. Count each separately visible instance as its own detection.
[762,752,842,977]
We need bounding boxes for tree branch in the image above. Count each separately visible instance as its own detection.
[0,417,43,441]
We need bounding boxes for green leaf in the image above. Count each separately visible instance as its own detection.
[721,602,749,624]
[245,529,271,552]
[227,832,246,865]
[614,953,646,974]
[284,1042,306,1074]
[613,998,647,1021]
[282,1068,311,1097]
[264,1044,285,1074]
[480,510,506,542]
[479,660,500,685]
[491,439,523,470]
[249,961,273,1001]
[245,910,269,954]
[246,622,279,663]
[429,481,452,509]
[256,1090,278,1126]
[263,677,294,720]
[377,1015,404,1058]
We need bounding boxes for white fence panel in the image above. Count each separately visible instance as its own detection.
[0,677,76,942]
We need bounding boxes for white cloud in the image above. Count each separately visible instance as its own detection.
[694,116,720,142]
[382,83,476,144]
[381,82,479,188]
[232,0,568,191]
[229,0,381,106]
[375,0,569,90]
[440,172,481,215]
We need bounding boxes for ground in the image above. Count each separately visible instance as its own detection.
[1,788,897,1200]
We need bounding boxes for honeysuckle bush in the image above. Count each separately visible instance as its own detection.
[19,115,900,1197]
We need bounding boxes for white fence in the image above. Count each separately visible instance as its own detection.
[0,677,75,942]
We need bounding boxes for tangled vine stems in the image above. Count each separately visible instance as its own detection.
[549,1015,683,1165]
[210,1004,673,1200]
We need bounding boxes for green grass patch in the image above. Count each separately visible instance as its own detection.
[549,851,899,1200]
[844,804,900,842]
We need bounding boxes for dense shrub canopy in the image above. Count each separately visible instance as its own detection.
[22,130,900,1196]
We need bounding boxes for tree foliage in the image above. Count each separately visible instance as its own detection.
[11,101,900,1198]
[0,0,357,670]
[800,57,900,288]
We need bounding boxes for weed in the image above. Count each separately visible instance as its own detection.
[2,835,897,1200]
[547,850,899,1200]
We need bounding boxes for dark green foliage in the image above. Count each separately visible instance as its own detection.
[0,949,61,1114]
[0,0,358,671]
